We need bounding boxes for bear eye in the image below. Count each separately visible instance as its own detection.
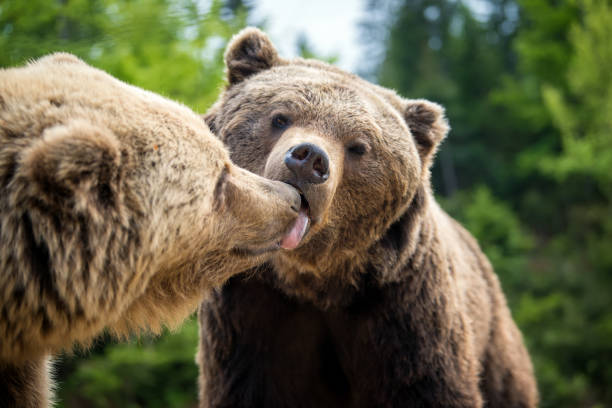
[271,114,291,130]
[347,142,368,156]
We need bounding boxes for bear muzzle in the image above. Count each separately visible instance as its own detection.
[263,129,340,248]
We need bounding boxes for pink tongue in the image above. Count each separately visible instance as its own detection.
[280,209,309,250]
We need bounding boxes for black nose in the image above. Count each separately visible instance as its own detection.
[284,143,330,184]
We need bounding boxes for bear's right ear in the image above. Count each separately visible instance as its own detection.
[224,27,281,86]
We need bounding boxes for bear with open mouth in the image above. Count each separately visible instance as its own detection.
[198,28,538,408]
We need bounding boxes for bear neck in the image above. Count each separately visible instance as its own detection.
[268,186,444,310]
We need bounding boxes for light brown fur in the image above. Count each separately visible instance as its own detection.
[198,28,538,408]
[0,53,302,406]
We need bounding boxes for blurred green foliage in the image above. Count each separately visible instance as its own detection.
[3,0,612,406]
[57,319,200,408]
[367,0,612,406]
[0,0,249,111]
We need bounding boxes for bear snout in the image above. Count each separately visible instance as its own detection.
[263,131,339,229]
[269,179,303,214]
[284,143,330,185]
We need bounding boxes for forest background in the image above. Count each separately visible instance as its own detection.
[2,0,611,406]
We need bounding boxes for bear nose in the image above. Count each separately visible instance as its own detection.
[284,143,330,184]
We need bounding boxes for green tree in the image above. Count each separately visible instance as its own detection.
[0,0,250,111]
[534,0,612,404]
[491,1,612,405]
[58,319,201,408]
[541,0,612,195]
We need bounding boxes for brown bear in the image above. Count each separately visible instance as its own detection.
[197,28,538,408]
[0,53,306,407]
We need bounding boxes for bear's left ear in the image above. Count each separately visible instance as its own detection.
[224,27,281,86]
[403,99,449,168]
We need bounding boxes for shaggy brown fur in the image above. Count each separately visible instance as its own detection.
[0,53,303,406]
[198,28,538,408]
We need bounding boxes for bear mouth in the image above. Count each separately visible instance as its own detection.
[279,193,310,250]
[231,193,310,257]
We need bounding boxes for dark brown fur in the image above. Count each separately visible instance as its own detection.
[198,28,538,407]
[0,53,303,406]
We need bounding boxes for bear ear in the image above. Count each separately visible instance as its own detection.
[403,99,449,168]
[224,27,280,86]
[19,121,122,210]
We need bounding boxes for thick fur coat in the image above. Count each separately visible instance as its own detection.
[198,28,538,408]
[0,53,302,406]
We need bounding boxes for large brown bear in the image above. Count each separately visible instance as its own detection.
[198,28,538,407]
[0,53,306,407]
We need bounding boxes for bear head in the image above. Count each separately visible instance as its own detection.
[205,28,449,280]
